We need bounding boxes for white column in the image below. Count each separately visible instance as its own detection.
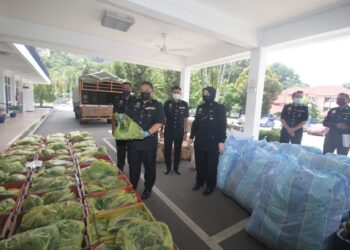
[244,47,267,140]
[180,67,191,104]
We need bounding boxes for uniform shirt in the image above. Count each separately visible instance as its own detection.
[323,105,350,135]
[190,101,227,151]
[126,98,165,151]
[281,103,308,130]
[164,99,189,132]
[113,95,133,114]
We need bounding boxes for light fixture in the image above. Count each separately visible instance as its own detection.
[101,11,135,32]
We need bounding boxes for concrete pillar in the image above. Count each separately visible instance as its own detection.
[180,67,191,104]
[244,47,267,140]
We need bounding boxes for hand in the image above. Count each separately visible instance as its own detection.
[187,139,193,148]
[218,143,225,154]
[287,128,295,137]
[183,132,187,141]
[143,130,150,138]
[336,123,349,129]
[160,131,164,139]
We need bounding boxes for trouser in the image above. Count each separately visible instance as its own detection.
[323,134,349,156]
[129,147,157,191]
[279,128,303,144]
[115,140,130,171]
[194,147,219,189]
[164,130,184,170]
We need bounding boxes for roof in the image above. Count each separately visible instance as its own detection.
[305,86,350,96]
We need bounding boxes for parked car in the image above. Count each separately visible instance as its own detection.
[260,117,275,127]
[306,123,329,136]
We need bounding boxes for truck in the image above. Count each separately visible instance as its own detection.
[73,72,123,124]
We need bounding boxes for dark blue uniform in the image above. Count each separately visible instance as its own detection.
[113,95,133,171]
[163,100,189,171]
[190,101,227,189]
[280,103,308,144]
[323,105,350,155]
[126,98,165,191]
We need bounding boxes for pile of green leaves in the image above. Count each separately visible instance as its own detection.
[0,186,20,198]
[43,159,74,169]
[73,140,96,149]
[0,219,84,250]
[81,160,118,181]
[0,161,26,174]
[1,155,27,165]
[67,131,91,142]
[0,172,27,184]
[42,188,76,204]
[14,135,41,146]
[31,176,74,192]
[89,207,152,244]
[22,195,44,211]
[84,177,127,193]
[34,166,75,179]
[76,147,108,159]
[0,198,15,214]
[19,201,83,232]
[87,190,138,213]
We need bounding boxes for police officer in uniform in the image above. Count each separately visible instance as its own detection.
[125,81,165,200]
[161,86,189,175]
[112,82,133,171]
[188,87,227,196]
[323,93,350,155]
[280,90,308,144]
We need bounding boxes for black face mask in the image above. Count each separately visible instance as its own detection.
[203,95,211,103]
[122,90,131,97]
[140,92,151,101]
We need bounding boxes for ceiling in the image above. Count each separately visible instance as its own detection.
[0,0,349,70]
[0,41,47,83]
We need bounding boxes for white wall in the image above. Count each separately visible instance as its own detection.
[22,81,34,112]
[0,70,4,109]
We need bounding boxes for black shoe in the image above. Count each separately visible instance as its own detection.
[203,188,214,196]
[192,183,202,191]
[164,169,170,175]
[174,169,181,175]
[141,190,152,200]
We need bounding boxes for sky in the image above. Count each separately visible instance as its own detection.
[266,36,350,87]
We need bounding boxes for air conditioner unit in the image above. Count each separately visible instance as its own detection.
[101,11,135,32]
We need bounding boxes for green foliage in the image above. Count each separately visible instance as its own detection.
[269,63,309,89]
[303,99,322,119]
[33,84,56,106]
[259,129,281,142]
[234,68,283,114]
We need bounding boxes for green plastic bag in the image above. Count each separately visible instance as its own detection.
[114,114,144,140]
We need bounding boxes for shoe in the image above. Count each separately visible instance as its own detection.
[203,188,214,196]
[141,190,152,200]
[192,183,202,191]
[174,169,181,175]
[164,169,170,175]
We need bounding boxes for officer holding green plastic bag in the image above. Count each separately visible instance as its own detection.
[120,81,164,200]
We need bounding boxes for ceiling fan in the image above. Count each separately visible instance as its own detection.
[148,33,193,55]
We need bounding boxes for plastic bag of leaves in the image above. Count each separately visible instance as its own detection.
[51,155,72,161]
[115,219,173,250]
[87,190,138,213]
[0,198,15,214]
[114,114,144,140]
[42,188,75,204]
[0,219,84,250]
[2,155,27,164]
[46,142,68,151]
[73,140,96,149]
[3,174,27,184]
[14,136,41,146]
[76,147,108,159]
[84,177,127,193]
[43,159,74,169]
[81,160,117,180]
[19,201,83,232]
[67,131,90,142]
[0,186,20,198]
[31,176,74,192]
[22,195,44,211]
[0,161,26,174]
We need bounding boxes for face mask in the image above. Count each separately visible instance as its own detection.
[337,98,346,107]
[203,95,211,103]
[294,98,302,104]
[140,92,151,101]
[122,90,131,97]
[172,93,181,101]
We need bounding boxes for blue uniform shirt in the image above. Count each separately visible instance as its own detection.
[281,103,308,130]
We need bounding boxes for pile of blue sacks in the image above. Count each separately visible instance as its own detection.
[217,135,350,250]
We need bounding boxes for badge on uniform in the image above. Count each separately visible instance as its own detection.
[145,107,156,110]
[332,110,336,114]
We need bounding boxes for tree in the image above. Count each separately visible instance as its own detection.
[33,84,56,107]
[234,68,282,114]
[269,63,309,89]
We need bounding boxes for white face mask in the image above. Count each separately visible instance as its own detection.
[172,93,181,100]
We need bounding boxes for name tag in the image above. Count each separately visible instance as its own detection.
[145,107,156,110]
[179,106,186,110]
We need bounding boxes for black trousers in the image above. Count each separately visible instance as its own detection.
[128,147,157,191]
[164,130,184,170]
[115,140,130,171]
[279,128,303,144]
[194,147,219,189]
[323,134,349,155]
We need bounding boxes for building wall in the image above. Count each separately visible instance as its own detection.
[22,81,34,112]
[0,70,4,110]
